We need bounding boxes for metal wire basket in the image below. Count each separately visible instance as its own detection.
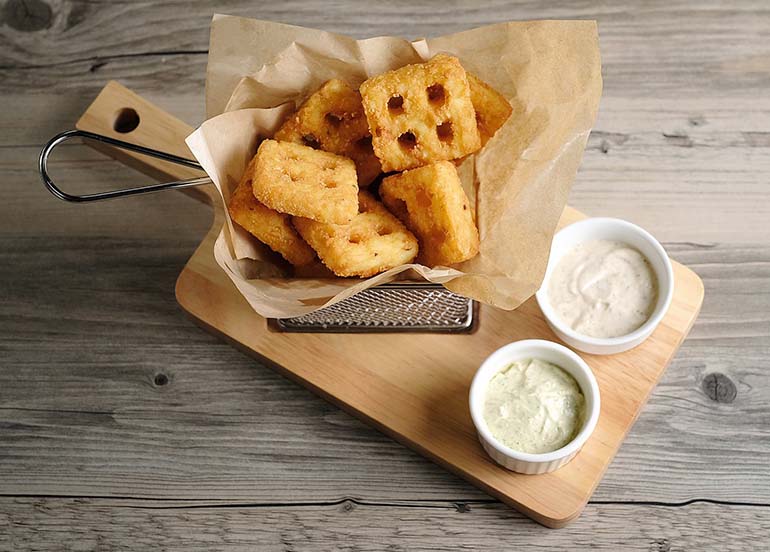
[274,283,475,333]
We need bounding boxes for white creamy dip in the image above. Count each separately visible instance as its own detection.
[547,240,658,339]
[482,358,585,454]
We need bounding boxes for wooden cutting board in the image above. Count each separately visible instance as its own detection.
[75,81,704,527]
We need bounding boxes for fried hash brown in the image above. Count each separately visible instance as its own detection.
[274,79,381,185]
[292,191,418,277]
[467,73,513,146]
[380,161,479,266]
[252,140,359,225]
[359,54,481,171]
[227,159,316,267]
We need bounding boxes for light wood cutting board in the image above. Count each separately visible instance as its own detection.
[74,81,704,527]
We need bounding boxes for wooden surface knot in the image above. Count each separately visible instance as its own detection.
[701,372,737,403]
[1,0,53,32]
[591,130,629,154]
[454,502,471,513]
[650,538,671,552]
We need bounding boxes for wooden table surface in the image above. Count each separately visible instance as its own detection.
[1,1,768,549]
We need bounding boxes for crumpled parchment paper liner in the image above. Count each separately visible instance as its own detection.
[185,15,602,318]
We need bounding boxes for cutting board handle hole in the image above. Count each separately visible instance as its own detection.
[113,107,140,133]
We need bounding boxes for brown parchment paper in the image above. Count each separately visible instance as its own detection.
[186,15,602,319]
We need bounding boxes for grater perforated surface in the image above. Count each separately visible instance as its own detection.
[275,283,474,333]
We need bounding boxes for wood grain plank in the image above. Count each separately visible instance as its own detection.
[1,0,769,541]
[2,1,769,100]
[0,145,211,239]
[6,116,770,245]
[2,0,769,98]
[1,28,768,512]
[166,187,702,526]
[0,231,766,504]
[1,497,768,551]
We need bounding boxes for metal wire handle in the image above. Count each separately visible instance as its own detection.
[38,129,212,203]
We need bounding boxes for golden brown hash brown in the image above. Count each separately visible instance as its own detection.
[359,54,481,172]
[251,140,359,225]
[227,159,316,267]
[292,191,418,277]
[380,161,479,267]
[467,72,513,146]
[274,79,381,185]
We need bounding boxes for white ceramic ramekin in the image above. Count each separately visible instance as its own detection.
[469,339,601,475]
[535,217,674,355]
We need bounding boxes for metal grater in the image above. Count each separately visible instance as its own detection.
[274,283,475,333]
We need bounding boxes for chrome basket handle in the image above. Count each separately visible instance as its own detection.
[38,129,212,203]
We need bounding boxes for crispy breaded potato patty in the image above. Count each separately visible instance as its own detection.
[275,79,381,185]
[293,191,418,277]
[227,159,316,267]
[380,161,479,267]
[360,54,481,171]
[467,72,513,146]
[252,140,358,225]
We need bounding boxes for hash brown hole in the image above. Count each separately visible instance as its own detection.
[355,136,372,151]
[398,132,417,150]
[426,83,446,106]
[387,95,404,113]
[325,112,343,126]
[436,121,453,142]
[302,134,320,149]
